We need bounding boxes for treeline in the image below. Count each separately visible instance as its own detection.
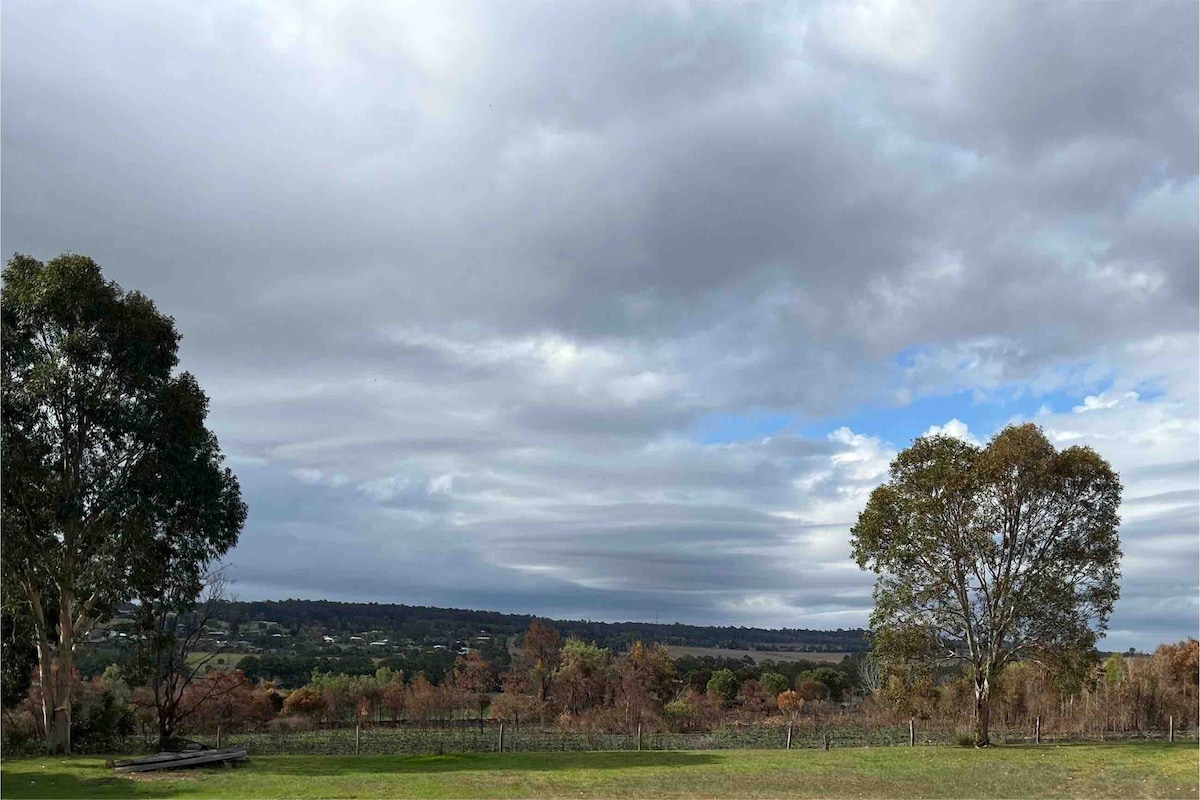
[237,649,462,689]
[211,599,867,652]
[7,615,1193,757]
[867,642,1200,736]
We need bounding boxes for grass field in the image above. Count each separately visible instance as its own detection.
[183,652,257,670]
[184,652,391,670]
[3,743,1195,799]
[663,646,850,663]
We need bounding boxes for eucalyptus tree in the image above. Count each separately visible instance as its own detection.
[850,423,1121,747]
[1,254,245,753]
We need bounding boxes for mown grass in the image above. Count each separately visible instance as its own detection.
[2,742,1195,799]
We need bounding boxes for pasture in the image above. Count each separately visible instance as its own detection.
[664,646,849,663]
[184,653,257,670]
[3,742,1195,799]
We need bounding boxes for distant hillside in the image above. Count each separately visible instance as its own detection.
[211,599,868,653]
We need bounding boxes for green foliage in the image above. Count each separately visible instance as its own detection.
[758,672,789,697]
[1,608,37,710]
[212,599,867,653]
[1105,653,1126,687]
[241,654,381,689]
[1,253,245,752]
[795,668,849,701]
[661,698,698,732]
[70,681,134,753]
[556,639,610,714]
[851,423,1122,745]
[706,669,739,704]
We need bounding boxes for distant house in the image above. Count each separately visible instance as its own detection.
[350,636,364,642]
[323,635,336,643]
[370,640,388,647]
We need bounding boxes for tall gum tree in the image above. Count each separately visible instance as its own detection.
[850,424,1121,747]
[1,254,245,753]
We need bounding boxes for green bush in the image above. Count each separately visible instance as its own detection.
[706,670,739,705]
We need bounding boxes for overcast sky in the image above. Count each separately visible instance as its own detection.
[3,1,1197,649]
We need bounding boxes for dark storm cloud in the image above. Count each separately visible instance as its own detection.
[2,0,1195,645]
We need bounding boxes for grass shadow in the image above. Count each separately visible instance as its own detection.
[3,759,187,799]
[3,751,724,799]
[250,750,723,777]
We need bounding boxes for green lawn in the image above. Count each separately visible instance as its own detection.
[3,743,1196,799]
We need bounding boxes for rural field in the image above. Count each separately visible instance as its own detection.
[663,646,850,664]
[184,652,256,670]
[3,743,1196,799]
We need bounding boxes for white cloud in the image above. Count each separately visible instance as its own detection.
[1073,390,1140,413]
[291,468,323,484]
[1,1,1193,643]
[923,418,981,445]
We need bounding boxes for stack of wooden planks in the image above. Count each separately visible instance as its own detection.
[109,747,248,773]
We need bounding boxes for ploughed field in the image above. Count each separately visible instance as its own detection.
[3,742,1196,799]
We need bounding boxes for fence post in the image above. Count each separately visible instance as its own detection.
[1035,716,1041,745]
[355,723,361,755]
[637,723,642,752]
[786,723,793,750]
[909,718,915,747]
[217,724,221,750]
[498,722,504,753]
[1169,716,1174,743]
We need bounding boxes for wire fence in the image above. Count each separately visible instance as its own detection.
[9,718,1192,757]
[171,720,1194,757]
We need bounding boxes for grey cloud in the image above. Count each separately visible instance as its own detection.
[2,0,1195,642]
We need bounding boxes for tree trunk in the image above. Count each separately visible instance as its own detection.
[973,677,991,748]
[38,648,71,755]
[37,592,76,755]
[158,714,175,751]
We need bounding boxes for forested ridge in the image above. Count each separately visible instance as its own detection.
[212,599,868,652]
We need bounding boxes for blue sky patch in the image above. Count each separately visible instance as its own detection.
[799,388,1088,448]
[694,409,795,444]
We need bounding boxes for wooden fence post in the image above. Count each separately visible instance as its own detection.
[1035,716,1041,745]
[216,724,221,750]
[909,719,915,747]
[1169,716,1174,743]
[786,723,793,750]
[498,722,504,753]
[637,723,642,752]
[355,723,361,755]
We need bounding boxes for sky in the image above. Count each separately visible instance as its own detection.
[2,1,1197,650]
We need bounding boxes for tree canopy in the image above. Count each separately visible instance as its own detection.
[1,253,245,753]
[850,423,1121,746]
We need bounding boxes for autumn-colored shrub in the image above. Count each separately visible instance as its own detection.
[283,686,327,719]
